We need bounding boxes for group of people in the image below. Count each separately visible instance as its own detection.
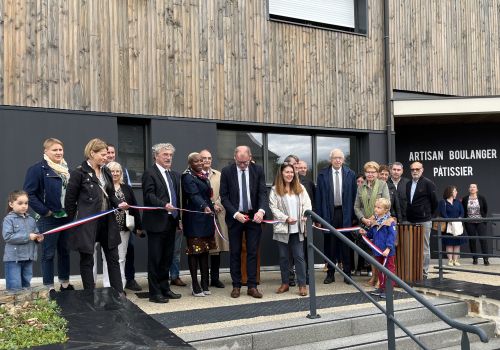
[1,138,491,303]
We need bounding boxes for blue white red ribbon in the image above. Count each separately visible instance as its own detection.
[42,209,118,235]
[361,234,388,267]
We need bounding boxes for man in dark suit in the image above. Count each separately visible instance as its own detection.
[220,146,267,298]
[315,148,357,285]
[142,143,182,303]
[388,161,410,223]
[406,161,438,279]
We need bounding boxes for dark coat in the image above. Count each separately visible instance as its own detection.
[24,159,66,216]
[462,194,488,218]
[181,169,214,238]
[406,176,438,223]
[141,165,181,232]
[64,161,121,254]
[119,184,143,231]
[387,181,402,222]
[315,165,357,228]
[220,162,268,227]
[300,175,315,210]
[388,177,409,222]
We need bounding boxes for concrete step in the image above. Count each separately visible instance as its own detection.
[186,297,477,350]
[439,336,500,350]
[277,317,495,350]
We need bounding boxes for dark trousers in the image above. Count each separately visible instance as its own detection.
[228,219,261,289]
[324,207,351,275]
[125,234,135,282]
[277,233,306,286]
[80,218,123,293]
[147,220,176,297]
[465,222,490,258]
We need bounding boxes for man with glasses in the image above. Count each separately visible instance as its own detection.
[220,146,267,298]
[406,161,438,279]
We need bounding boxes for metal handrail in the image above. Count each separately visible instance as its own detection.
[305,210,488,350]
[432,217,500,281]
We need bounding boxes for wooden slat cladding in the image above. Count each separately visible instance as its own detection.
[0,0,387,129]
[390,0,500,96]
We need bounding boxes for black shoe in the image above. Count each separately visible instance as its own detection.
[60,284,75,291]
[370,288,382,296]
[289,280,296,287]
[211,279,225,288]
[49,289,57,299]
[484,258,490,266]
[149,295,168,303]
[344,279,352,285]
[125,279,143,291]
[323,273,335,284]
[163,290,182,299]
[473,258,478,265]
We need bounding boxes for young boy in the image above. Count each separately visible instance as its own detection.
[360,197,397,299]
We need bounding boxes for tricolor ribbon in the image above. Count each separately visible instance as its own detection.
[42,209,118,235]
[361,234,388,267]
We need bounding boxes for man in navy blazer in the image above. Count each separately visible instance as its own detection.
[142,143,182,303]
[220,146,267,298]
[315,149,357,284]
[406,161,438,279]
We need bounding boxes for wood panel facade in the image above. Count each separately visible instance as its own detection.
[390,0,500,96]
[0,0,386,130]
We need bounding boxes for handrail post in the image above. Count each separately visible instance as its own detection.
[437,222,443,281]
[385,275,396,350]
[461,331,471,350]
[306,215,320,319]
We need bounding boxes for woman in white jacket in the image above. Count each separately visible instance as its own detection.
[269,162,312,296]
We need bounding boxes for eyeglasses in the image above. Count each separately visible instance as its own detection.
[410,168,422,172]
[236,160,250,165]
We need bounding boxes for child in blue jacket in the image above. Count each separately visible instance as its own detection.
[2,190,44,291]
[360,197,397,298]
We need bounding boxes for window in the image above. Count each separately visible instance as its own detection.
[117,121,146,185]
[268,0,367,34]
[267,134,312,182]
[216,130,264,169]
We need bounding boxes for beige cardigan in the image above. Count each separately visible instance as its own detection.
[269,185,312,244]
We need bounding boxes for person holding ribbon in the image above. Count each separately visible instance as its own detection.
[354,161,390,287]
[65,138,128,297]
[181,153,216,297]
[269,162,312,296]
[359,197,397,299]
[23,138,73,292]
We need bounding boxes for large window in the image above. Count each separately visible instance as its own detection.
[217,129,355,184]
[117,121,146,185]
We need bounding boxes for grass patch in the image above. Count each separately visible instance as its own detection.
[0,298,68,349]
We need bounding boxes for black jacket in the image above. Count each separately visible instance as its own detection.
[388,177,409,222]
[181,169,214,238]
[65,161,121,254]
[406,176,438,223]
[141,165,181,232]
[119,184,143,231]
[462,194,488,218]
[387,181,402,222]
[299,175,315,210]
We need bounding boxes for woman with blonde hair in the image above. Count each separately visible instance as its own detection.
[269,162,312,296]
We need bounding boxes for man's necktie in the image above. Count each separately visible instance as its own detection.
[166,170,178,218]
[334,170,342,206]
[241,169,249,212]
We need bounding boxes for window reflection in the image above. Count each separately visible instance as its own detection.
[267,134,312,183]
[316,136,351,173]
[217,130,264,169]
[118,123,146,184]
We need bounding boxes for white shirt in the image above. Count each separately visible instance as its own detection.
[410,179,418,203]
[156,163,174,213]
[237,167,252,211]
[285,194,299,233]
[331,166,343,204]
[391,177,400,190]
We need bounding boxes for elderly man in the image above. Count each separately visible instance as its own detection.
[220,146,267,298]
[200,149,229,288]
[406,161,438,279]
[315,149,357,284]
[142,143,182,303]
[388,161,410,223]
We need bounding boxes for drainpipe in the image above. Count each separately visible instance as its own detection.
[384,0,394,163]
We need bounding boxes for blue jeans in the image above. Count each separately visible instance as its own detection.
[5,260,33,291]
[277,233,306,286]
[169,229,183,279]
[37,216,71,286]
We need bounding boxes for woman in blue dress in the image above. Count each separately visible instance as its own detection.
[438,185,465,266]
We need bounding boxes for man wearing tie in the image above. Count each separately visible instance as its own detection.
[406,161,438,279]
[220,146,267,298]
[142,143,182,303]
[315,148,357,284]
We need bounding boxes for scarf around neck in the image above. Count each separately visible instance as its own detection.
[374,212,392,227]
[44,154,70,185]
[360,179,380,218]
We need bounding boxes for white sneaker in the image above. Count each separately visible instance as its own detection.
[453,260,461,266]
[191,287,205,297]
[203,290,211,295]
[448,259,454,266]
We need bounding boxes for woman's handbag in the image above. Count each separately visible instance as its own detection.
[125,210,135,231]
[446,221,463,236]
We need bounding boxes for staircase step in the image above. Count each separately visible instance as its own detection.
[438,336,500,350]
[276,317,495,350]
[186,298,472,349]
